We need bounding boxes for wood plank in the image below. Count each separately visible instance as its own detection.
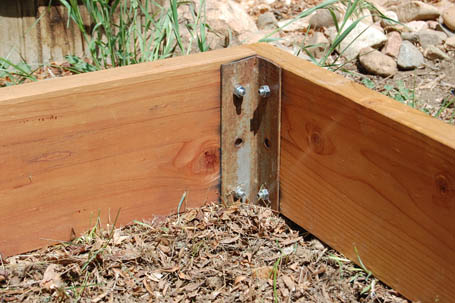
[248,43,455,303]
[0,46,256,257]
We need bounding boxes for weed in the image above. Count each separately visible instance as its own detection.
[58,0,210,70]
[0,58,37,86]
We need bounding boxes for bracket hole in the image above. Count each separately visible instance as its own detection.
[264,138,271,149]
[233,95,243,115]
[235,138,243,147]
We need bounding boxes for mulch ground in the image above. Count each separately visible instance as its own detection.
[1,202,408,303]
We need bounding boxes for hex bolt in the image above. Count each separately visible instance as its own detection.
[258,85,271,97]
[234,85,246,97]
[233,186,246,202]
[257,188,270,201]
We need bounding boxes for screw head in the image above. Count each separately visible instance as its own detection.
[234,85,246,97]
[258,85,271,97]
[257,188,270,201]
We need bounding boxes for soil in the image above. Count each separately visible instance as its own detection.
[0,203,409,302]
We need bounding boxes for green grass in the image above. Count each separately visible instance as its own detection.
[58,0,210,70]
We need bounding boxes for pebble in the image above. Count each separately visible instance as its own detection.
[309,9,340,29]
[406,21,428,32]
[397,40,424,70]
[445,36,455,50]
[392,1,440,22]
[382,31,402,58]
[306,32,329,59]
[327,20,387,60]
[417,29,447,48]
[380,11,399,28]
[442,6,455,31]
[359,47,397,77]
[257,12,278,30]
[423,45,451,60]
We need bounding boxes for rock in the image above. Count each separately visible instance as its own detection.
[237,30,278,45]
[438,21,455,38]
[277,16,311,32]
[382,31,402,58]
[328,20,387,60]
[397,40,424,70]
[417,29,447,47]
[445,36,455,50]
[305,32,329,59]
[205,0,258,36]
[359,47,397,77]
[257,12,278,30]
[392,1,440,22]
[442,6,455,31]
[380,11,399,27]
[427,20,439,30]
[406,21,428,32]
[309,9,340,29]
[401,32,419,42]
[423,45,451,60]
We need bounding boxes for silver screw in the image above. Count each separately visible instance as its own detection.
[257,188,270,201]
[234,85,246,97]
[233,186,246,202]
[258,85,271,97]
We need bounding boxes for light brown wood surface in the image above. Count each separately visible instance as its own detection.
[0,46,255,257]
[248,43,455,303]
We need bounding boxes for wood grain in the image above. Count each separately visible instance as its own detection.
[248,43,455,303]
[0,46,255,257]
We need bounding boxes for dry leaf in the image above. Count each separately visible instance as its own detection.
[234,275,247,285]
[282,275,295,291]
[220,236,239,244]
[252,266,274,280]
[40,264,63,290]
[144,279,154,294]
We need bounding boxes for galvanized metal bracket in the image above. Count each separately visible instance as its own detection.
[221,56,281,211]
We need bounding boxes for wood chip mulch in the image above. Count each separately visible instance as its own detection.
[0,202,409,302]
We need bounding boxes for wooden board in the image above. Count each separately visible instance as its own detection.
[0,46,255,257]
[248,44,455,303]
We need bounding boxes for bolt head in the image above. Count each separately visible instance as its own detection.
[234,85,246,97]
[258,85,271,97]
[257,188,270,201]
[233,186,246,201]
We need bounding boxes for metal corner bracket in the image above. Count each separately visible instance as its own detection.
[221,55,281,211]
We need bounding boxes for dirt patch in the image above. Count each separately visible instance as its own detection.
[0,203,409,302]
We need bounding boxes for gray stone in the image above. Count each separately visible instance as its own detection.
[391,1,440,22]
[423,45,451,60]
[397,40,424,70]
[257,12,278,30]
[328,20,387,60]
[359,47,397,77]
[417,29,447,48]
[401,32,419,42]
[442,6,455,31]
[309,9,340,29]
[305,32,329,59]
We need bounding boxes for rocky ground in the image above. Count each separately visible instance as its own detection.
[200,0,455,123]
